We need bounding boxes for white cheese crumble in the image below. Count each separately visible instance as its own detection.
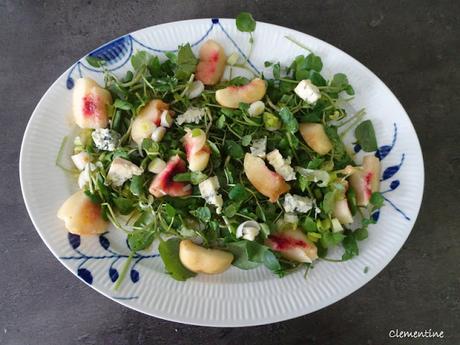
[295,167,330,187]
[294,79,321,104]
[198,176,223,214]
[78,163,96,189]
[236,221,261,241]
[176,107,205,125]
[187,80,204,99]
[151,126,166,142]
[266,149,296,181]
[160,110,173,128]
[283,193,313,213]
[106,157,143,187]
[250,137,267,159]
[248,101,265,117]
[71,151,91,171]
[91,128,120,151]
[148,158,166,174]
[284,213,299,224]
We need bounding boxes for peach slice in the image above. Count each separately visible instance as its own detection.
[332,198,354,224]
[266,229,318,263]
[73,78,112,129]
[349,155,381,206]
[299,123,333,155]
[215,78,267,108]
[57,190,108,235]
[131,100,171,145]
[195,40,227,85]
[243,153,290,203]
[182,129,210,172]
[148,155,192,197]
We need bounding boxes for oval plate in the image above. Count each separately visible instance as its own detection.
[20,18,424,327]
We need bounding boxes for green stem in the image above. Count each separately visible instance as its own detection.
[114,251,134,290]
[284,36,312,53]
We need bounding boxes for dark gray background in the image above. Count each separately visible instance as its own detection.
[1,0,459,344]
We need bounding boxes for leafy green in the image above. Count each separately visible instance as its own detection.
[158,238,196,281]
[86,56,105,68]
[175,43,198,80]
[190,206,211,222]
[355,120,378,152]
[173,171,208,185]
[342,232,359,260]
[278,107,299,133]
[128,228,155,252]
[236,12,256,32]
[228,184,249,202]
[130,175,144,196]
[330,73,354,95]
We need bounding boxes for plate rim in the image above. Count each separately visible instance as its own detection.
[19,18,425,327]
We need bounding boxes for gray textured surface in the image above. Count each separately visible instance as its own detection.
[1,0,459,344]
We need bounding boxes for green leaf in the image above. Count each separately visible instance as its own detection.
[370,192,384,209]
[241,135,252,147]
[164,203,176,218]
[158,238,196,281]
[278,107,299,133]
[216,114,226,129]
[173,171,208,185]
[226,241,260,270]
[263,250,282,272]
[322,190,337,214]
[86,56,104,68]
[236,12,256,32]
[130,175,144,196]
[330,73,354,95]
[354,228,369,241]
[305,53,323,72]
[113,99,132,111]
[228,184,249,202]
[342,233,359,260]
[354,120,378,152]
[142,139,160,156]
[320,231,345,248]
[300,217,317,232]
[128,228,155,252]
[225,140,244,159]
[113,197,135,215]
[273,62,281,79]
[223,203,239,218]
[346,187,358,216]
[190,206,211,222]
[175,43,198,80]
[148,56,162,77]
[131,51,151,70]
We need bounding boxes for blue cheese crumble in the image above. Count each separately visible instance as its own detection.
[91,128,120,151]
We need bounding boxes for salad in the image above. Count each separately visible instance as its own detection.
[57,13,383,285]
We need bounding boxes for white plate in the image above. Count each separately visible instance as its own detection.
[20,18,424,327]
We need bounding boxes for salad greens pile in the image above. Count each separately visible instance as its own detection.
[60,12,383,285]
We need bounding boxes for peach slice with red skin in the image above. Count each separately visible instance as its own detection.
[195,40,227,85]
[243,153,290,203]
[349,155,381,206]
[131,100,171,145]
[266,229,318,263]
[148,155,192,197]
[333,198,354,224]
[216,78,267,108]
[299,123,333,155]
[182,129,211,172]
[57,190,109,235]
[73,78,112,129]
